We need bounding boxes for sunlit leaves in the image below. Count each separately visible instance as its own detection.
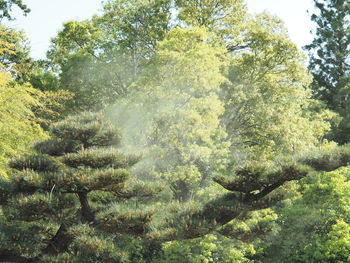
[0,72,46,177]
[222,13,333,160]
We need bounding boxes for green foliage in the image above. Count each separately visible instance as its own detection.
[305,0,350,144]
[176,0,248,46]
[0,0,29,20]
[0,24,72,129]
[45,1,332,165]
[300,144,350,171]
[312,220,350,262]
[0,71,46,177]
[305,0,350,107]
[124,26,228,200]
[1,1,347,261]
[62,148,140,169]
[10,153,62,172]
[0,111,163,262]
[263,166,350,262]
[47,0,172,111]
[222,13,334,161]
[154,234,256,263]
[2,110,344,261]
[0,24,31,78]
[51,111,122,147]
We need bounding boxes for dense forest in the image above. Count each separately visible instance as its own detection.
[1,0,350,262]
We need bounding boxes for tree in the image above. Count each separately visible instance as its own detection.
[175,0,247,46]
[1,110,350,261]
[47,0,172,111]
[100,0,172,77]
[0,71,46,177]
[305,0,350,107]
[0,0,30,20]
[116,26,228,201]
[262,165,350,262]
[0,23,75,125]
[222,13,335,161]
[0,24,32,79]
[108,13,334,201]
[305,0,350,143]
[0,111,158,262]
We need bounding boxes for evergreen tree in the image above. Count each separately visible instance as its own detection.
[305,0,350,108]
[1,111,349,262]
[0,112,157,262]
[304,0,350,144]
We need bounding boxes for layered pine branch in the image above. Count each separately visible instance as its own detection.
[0,111,349,262]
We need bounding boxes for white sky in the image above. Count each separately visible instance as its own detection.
[5,0,316,59]
[246,0,316,50]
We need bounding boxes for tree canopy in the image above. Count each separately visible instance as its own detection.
[0,0,349,262]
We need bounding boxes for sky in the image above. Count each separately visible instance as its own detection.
[5,0,316,59]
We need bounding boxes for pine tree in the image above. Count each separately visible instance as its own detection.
[0,111,349,262]
[0,112,159,262]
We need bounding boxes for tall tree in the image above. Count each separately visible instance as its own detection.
[108,14,333,201]
[117,26,228,201]
[47,0,172,111]
[305,0,350,107]
[223,13,334,161]
[305,0,350,144]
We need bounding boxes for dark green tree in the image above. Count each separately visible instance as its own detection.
[305,0,350,108]
[1,111,349,262]
[0,112,157,262]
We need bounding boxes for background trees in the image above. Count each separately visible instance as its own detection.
[0,71,46,177]
[222,13,334,161]
[47,0,172,112]
[263,166,350,262]
[305,0,350,143]
[0,24,32,80]
[305,0,350,107]
[130,26,227,201]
